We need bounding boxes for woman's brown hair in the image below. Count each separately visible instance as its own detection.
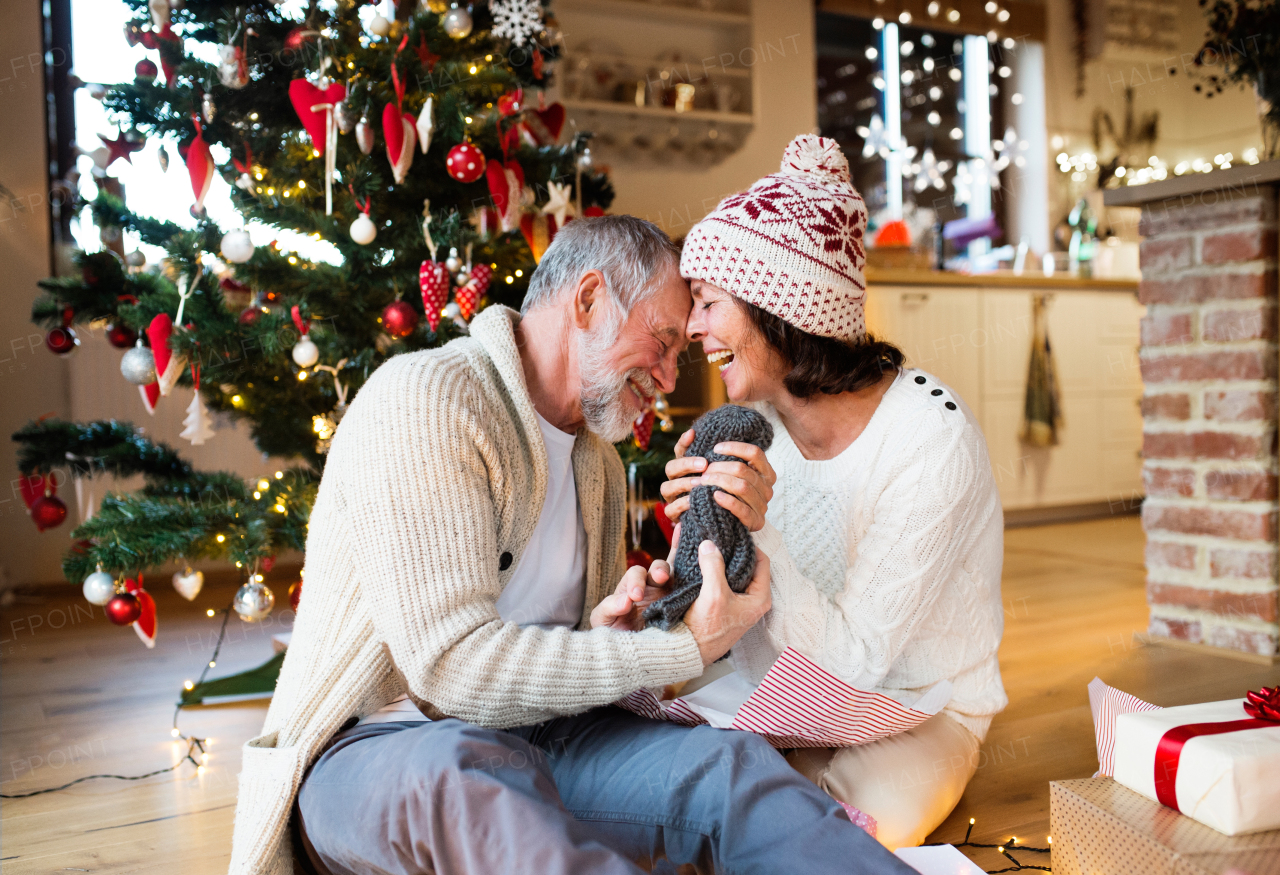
[736,298,905,398]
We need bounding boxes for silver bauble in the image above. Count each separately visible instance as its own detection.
[157,145,170,172]
[120,340,156,385]
[125,250,147,268]
[82,570,116,606]
[233,581,276,621]
[443,4,472,38]
[292,333,320,368]
[355,117,374,155]
[335,98,357,134]
[368,13,392,37]
[454,271,470,286]
[202,91,216,123]
[445,248,462,272]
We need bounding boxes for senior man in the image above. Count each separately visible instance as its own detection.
[228,216,913,875]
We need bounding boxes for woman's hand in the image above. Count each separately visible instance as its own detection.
[684,542,771,666]
[660,428,777,532]
[590,559,675,631]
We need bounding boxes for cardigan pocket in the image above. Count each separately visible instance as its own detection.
[229,732,307,874]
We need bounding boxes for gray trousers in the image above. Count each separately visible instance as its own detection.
[295,706,917,875]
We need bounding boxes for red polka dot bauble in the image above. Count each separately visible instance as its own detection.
[105,592,142,625]
[381,300,419,338]
[30,494,68,531]
[446,143,486,183]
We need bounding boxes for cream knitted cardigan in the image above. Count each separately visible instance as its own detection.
[731,369,1008,740]
[227,307,704,875]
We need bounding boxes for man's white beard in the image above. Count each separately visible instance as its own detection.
[578,323,655,443]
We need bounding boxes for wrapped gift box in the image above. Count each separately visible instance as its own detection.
[1050,778,1280,875]
[1112,700,1280,835]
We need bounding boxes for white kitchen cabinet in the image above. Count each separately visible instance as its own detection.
[865,278,1144,513]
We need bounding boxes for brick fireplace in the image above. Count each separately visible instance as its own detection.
[1106,163,1280,658]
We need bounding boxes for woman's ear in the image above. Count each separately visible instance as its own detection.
[572,270,607,331]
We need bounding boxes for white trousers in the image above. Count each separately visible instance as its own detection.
[787,713,981,851]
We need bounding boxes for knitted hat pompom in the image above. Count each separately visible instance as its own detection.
[779,134,850,186]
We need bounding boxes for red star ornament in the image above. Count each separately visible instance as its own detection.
[99,132,143,167]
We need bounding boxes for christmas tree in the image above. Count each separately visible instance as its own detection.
[17,0,618,609]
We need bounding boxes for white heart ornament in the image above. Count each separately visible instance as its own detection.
[172,567,204,601]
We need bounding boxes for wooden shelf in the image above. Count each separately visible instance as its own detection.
[563,98,754,125]
[556,0,751,27]
[562,50,752,79]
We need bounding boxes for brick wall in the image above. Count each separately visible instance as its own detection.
[1139,188,1280,656]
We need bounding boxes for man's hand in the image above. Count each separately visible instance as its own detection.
[660,428,777,532]
[683,541,771,666]
[590,560,675,631]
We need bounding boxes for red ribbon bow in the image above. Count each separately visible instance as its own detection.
[1245,686,1280,722]
[1153,687,1280,811]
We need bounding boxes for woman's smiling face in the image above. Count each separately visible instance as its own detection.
[685,280,786,404]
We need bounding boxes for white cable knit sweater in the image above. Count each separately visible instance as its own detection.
[227,307,704,875]
[731,369,1008,740]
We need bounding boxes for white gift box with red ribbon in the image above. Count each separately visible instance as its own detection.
[1089,678,1280,836]
[617,647,952,749]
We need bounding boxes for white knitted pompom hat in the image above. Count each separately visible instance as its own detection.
[680,134,868,341]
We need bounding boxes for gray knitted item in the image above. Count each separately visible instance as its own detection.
[643,405,774,631]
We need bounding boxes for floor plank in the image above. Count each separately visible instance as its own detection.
[2,516,1278,873]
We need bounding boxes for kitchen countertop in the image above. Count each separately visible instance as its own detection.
[867,268,1139,292]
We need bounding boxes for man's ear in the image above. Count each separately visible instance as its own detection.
[572,270,607,331]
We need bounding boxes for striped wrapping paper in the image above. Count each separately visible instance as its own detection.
[1087,676,1163,777]
[616,648,950,749]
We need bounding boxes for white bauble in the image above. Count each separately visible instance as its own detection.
[120,340,157,385]
[445,248,462,272]
[350,213,377,245]
[443,4,472,38]
[172,567,204,601]
[292,333,320,368]
[233,581,276,621]
[221,229,255,264]
[83,571,116,606]
[368,13,392,36]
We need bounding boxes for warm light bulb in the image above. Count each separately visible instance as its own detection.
[465,116,473,123]
[505,275,514,284]
[197,766,206,775]
[298,180,306,189]
[275,504,286,513]
[275,471,284,479]
[1047,837,1053,844]
[209,661,216,668]
[216,534,226,542]
[266,187,275,195]
[231,395,242,405]
[970,818,976,825]
[253,491,261,499]
[206,609,215,617]
[469,65,477,74]
[257,479,270,490]
[184,680,194,690]
[514,269,523,277]
[171,728,181,737]
[297,371,307,381]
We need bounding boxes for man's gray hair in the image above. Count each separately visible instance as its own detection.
[520,215,681,319]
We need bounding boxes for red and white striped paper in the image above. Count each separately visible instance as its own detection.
[1086,676,1163,777]
[617,648,948,748]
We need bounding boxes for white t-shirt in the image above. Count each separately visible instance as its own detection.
[361,411,588,724]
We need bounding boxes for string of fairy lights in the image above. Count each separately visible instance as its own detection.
[925,817,1053,873]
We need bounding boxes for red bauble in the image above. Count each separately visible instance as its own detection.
[239,306,262,325]
[45,327,79,355]
[106,322,137,348]
[626,549,654,569]
[135,59,158,82]
[446,143,486,183]
[261,554,277,573]
[30,494,68,531]
[381,301,419,338]
[288,579,303,612]
[105,592,142,625]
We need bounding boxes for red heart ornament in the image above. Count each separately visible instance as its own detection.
[633,410,656,451]
[18,474,49,510]
[288,79,346,156]
[456,267,491,322]
[146,313,184,396]
[498,87,524,117]
[519,213,559,262]
[486,159,525,232]
[419,261,450,331]
[186,124,214,213]
[124,577,157,648]
[531,102,566,144]
[382,104,416,183]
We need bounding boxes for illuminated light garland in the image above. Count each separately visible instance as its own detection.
[922,817,1053,873]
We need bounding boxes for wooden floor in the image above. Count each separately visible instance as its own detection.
[2,515,1278,873]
